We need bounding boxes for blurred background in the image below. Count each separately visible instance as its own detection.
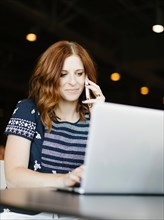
[0,0,164,146]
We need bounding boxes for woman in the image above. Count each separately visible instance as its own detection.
[0,40,105,219]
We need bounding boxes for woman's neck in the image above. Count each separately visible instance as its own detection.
[55,100,79,122]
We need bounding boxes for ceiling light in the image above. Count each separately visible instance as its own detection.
[140,86,149,95]
[26,26,40,42]
[152,1,164,33]
[26,33,37,42]
[110,72,121,81]
[152,24,164,33]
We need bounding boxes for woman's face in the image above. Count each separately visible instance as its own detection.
[59,55,85,102]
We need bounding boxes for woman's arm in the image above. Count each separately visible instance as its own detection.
[5,135,83,188]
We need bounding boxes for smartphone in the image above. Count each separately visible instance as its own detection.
[85,76,92,108]
[85,76,90,100]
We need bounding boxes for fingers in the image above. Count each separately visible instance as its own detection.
[69,172,81,184]
[87,80,102,96]
[64,165,84,187]
[83,79,105,106]
[71,165,84,180]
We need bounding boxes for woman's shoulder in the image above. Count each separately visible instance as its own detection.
[15,98,36,108]
[11,98,39,120]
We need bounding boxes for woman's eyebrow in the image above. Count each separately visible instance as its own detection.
[76,69,84,72]
[61,69,84,72]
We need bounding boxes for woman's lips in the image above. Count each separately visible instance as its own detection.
[65,89,79,93]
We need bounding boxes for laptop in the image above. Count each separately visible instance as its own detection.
[57,102,164,195]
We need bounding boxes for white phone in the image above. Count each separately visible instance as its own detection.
[85,76,90,100]
[85,76,92,108]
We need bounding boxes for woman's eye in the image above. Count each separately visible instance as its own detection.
[60,72,67,77]
[77,72,83,76]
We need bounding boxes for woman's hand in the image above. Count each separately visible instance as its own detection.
[82,79,105,106]
[63,165,84,187]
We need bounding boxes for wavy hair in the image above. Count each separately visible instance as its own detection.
[28,41,97,131]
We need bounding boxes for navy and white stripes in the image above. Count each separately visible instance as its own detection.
[41,116,90,173]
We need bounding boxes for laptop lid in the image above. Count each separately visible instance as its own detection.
[79,102,163,194]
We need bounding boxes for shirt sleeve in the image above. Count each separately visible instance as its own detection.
[4,99,38,141]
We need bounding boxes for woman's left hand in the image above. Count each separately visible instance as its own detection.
[82,79,105,106]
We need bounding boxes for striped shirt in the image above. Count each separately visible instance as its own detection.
[42,116,89,173]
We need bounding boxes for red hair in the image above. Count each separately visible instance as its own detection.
[28,41,97,131]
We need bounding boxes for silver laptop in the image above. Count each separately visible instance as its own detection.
[57,102,164,195]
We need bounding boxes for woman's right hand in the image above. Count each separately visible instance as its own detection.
[63,165,84,187]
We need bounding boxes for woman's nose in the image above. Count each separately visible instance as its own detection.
[69,75,77,85]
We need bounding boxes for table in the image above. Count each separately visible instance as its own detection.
[0,187,163,220]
